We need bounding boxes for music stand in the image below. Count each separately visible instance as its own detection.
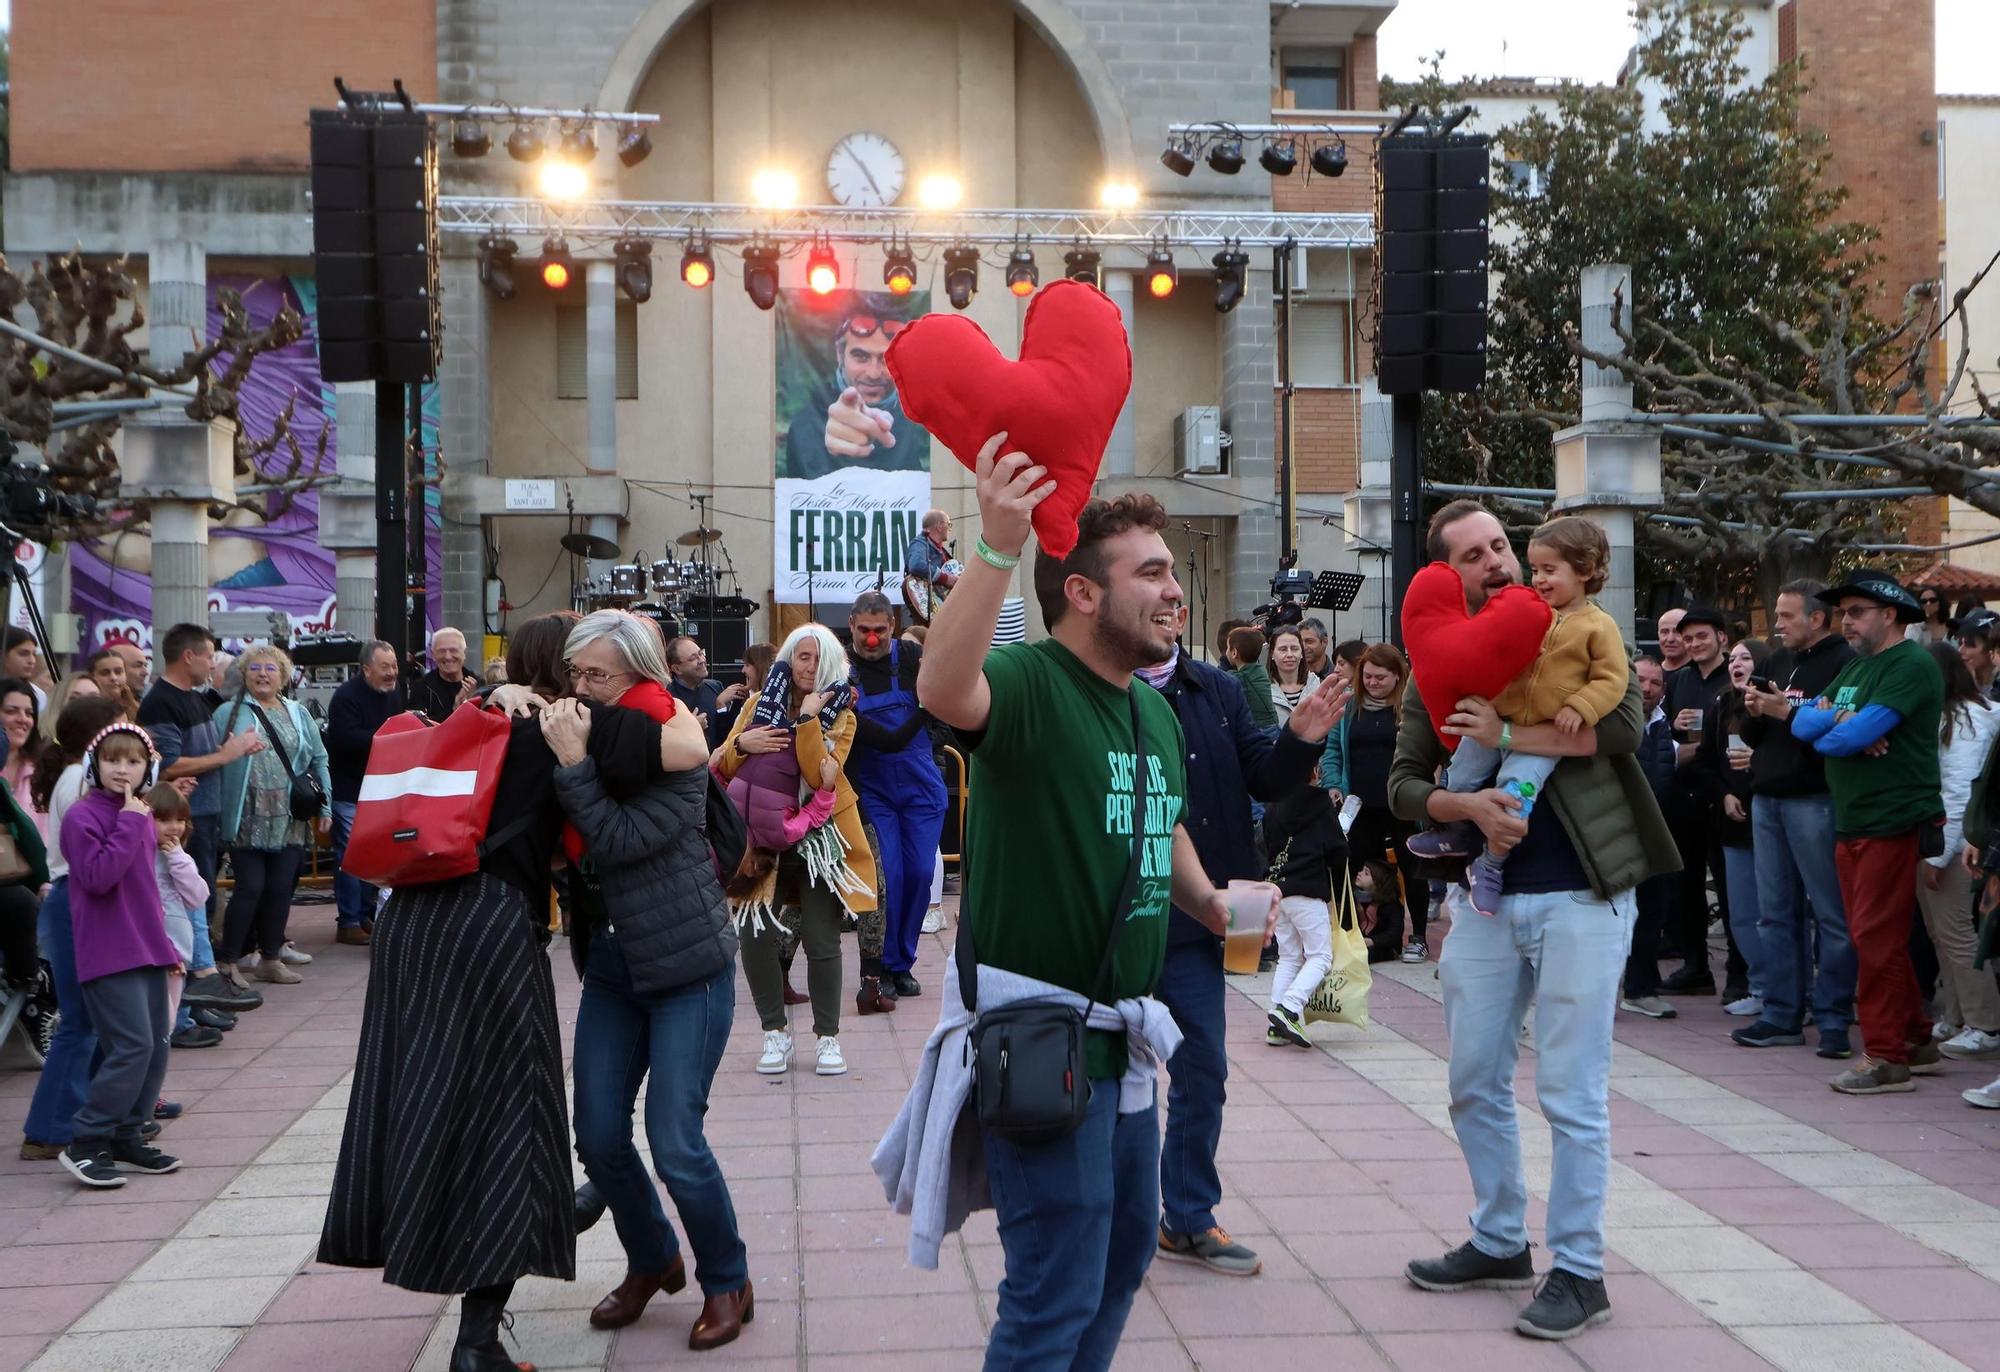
[1307,570,1368,646]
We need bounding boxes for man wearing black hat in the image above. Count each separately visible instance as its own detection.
[1658,605,1745,999]
[1791,569,1945,1094]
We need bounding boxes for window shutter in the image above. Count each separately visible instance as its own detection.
[1292,301,1348,387]
[555,304,639,399]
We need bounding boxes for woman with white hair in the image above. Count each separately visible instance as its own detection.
[713,622,876,1077]
[210,644,331,986]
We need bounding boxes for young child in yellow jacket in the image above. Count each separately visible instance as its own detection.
[1407,515,1628,915]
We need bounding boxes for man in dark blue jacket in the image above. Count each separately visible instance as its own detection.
[1621,655,1680,1019]
[1139,614,1342,1276]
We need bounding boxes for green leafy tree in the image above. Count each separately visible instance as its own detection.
[1383,0,1933,609]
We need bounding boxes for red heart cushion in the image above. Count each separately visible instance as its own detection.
[885,279,1132,559]
[1400,562,1553,751]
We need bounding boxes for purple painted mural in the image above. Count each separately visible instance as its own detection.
[69,274,443,652]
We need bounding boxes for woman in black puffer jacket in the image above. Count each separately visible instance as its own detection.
[538,656,752,1354]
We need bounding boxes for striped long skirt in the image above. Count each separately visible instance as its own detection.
[319,872,575,1294]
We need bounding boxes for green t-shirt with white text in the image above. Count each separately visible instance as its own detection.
[965,639,1188,1079]
[1822,638,1944,837]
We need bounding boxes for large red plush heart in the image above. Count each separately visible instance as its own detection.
[885,279,1131,559]
[1400,562,1553,751]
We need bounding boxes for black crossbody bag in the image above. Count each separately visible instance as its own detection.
[224,696,327,823]
[958,689,1147,1146]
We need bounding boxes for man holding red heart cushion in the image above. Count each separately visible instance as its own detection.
[1389,500,1678,1344]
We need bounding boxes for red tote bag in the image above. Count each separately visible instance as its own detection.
[340,702,516,888]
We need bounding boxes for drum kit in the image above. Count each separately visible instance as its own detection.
[563,502,757,661]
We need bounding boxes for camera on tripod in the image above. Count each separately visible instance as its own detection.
[1257,552,1314,630]
[0,435,98,538]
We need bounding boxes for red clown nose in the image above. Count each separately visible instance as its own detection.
[863,631,883,650]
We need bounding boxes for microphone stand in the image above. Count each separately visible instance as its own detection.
[1180,522,1216,659]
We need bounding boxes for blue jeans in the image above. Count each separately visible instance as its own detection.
[329,800,378,929]
[984,1081,1160,1372]
[1723,845,1763,999]
[571,931,747,1293]
[1750,794,1856,1034]
[22,880,94,1145]
[1440,886,1630,1281]
[1155,935,1224,1236]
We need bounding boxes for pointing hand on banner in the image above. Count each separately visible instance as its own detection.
[824,386,897,459]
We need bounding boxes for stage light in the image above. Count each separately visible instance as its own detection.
[451,118,490,158]
[806,241,839,296]
[751,169,798,207]
[1006,247,1038,297]
[679,238,714,289]
[615,239,653,303]
[617,125,653,167]
[742,244,780,311]
[1206,138,1245,175]
[944,245,980,310]
[1063,246,1101,285]
[477,235,519,299]
[537,159,589,201]
[1160,139,1196,177]
[1099,180,1140,211]
[1211,246,1250,313]
[561,125,598,164]
[507,122,545,162]
[1259,139,1298,176]
[1311,140,1348,178]
[883,243,917,295]
[1146,247,1177,299]
[918,175,962,210]
[539,237,574,291]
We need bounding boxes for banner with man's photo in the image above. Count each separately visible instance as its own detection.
[773,288,932,608]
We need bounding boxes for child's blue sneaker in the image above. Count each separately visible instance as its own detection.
[1466,854,1505,917]
[1407,820,1480,860]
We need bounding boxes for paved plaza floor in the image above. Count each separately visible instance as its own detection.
[4,898,1999,1372]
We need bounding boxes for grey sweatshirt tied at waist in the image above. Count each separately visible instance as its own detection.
[869,955,1183,1270]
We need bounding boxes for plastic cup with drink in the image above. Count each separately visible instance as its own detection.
[1220,879,1279,974]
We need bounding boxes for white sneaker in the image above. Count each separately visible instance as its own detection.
[1724,995,1763,1017]
[921,905,945,935]
[1940,1027,2000,1061]
[756,1030,794,1076]
[278,942,313,966]
[1964,1076,2000,1109]
[1934,1020,1963,1042]
[815,1035,848,1076]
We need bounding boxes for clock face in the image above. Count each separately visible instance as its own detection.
[826,132,906,208]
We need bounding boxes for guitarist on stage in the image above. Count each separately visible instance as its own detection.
[901,510,958,625]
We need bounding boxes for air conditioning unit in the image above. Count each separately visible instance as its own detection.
[1175,406,1223,475]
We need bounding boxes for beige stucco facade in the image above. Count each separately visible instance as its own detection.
[1941,95,2000,575]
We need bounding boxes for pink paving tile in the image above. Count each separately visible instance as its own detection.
[258,1270,450,1323]
[1333,1277,1532,1333]
[1820,1266,2000,1323]
[1181,1334,1395,1372]
[799,1171,886,1212]
[152,1109,306,1142]
[1906,1321,2000,1372]
[1288,1230,1449,1281]
[1601,1272,1720,1327]
[0,1211,41,1245]
[1827,1120,1992,1151]
[14,1198,201,1243]
[799,1208,909,1254]
[1107,1339,1195,1371]
[0,1169,74,1210]
[1741,1223,1955,1269]
[1676,1185,1877,1227]
[1154,1277,1352,1338]
[802,1291,988,1354]
[1286,1102,1436,1134]
[1570,1325,1781,1371]
[1373,1328,1597,1370]
[1622,1152,1790,1190]
[1610,1124,1731,1155]
[0,1334,51,1372]
[218,1316,433,1371]
[0,1238,158,1287]
[1224,1159,1377,1197]
[10,1281,112,1334]
[1213,1129,1339,1162]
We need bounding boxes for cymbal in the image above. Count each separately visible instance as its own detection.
[560,531,623,560]
[676,527,723,547]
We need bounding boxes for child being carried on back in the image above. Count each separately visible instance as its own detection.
[1407,516,1628,916]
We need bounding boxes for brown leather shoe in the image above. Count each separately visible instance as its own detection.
[587,1256,687,1330]
[782,976,809,1006]
[336,926,371,947]
[854,975,897,1015]
[688,1280,753,1351]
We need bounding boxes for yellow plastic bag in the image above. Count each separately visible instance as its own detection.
[1304,875,1372,1029]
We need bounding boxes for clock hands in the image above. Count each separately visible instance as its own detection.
[847,148,886,201]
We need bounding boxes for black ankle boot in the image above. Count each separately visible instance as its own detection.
[451,1293,534,1372]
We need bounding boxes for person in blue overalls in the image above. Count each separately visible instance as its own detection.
[845,592,947,1006]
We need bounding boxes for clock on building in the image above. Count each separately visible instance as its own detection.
[825,132,906,208]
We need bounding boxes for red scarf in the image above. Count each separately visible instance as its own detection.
[561,680,677,862]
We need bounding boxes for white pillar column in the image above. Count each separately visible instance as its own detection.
[1553,264,1662,634]
[316,381,379,638]
[1103,270,1137,479]
[142,240,216,633]
[585,259,621,571]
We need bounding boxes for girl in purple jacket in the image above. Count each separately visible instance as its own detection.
[57,722,181,1189]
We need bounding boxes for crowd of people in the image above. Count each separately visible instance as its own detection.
[9,467,2000,1369]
